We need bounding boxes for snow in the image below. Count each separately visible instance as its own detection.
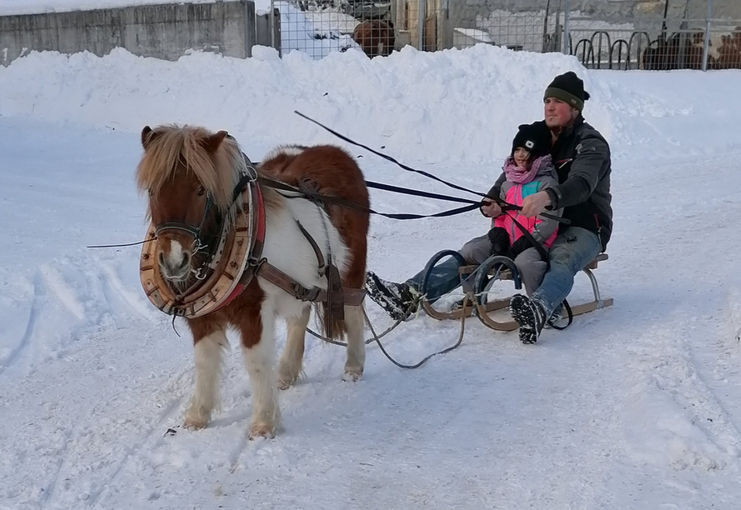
[2,12,741,510]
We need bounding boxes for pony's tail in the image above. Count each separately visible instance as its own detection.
[318,305,347,340]
[319,262,347,339]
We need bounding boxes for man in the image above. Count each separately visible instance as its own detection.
[494,71,613,344]
[367,71,612,343]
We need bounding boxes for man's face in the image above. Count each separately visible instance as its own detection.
[544,97,577,129]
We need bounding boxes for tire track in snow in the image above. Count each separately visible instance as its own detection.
[39,426,74,508]
[0,273,44,377]
[86,390,188,509]
[625,314,741,472]
[96,258,153,322]
[0,263,90,378]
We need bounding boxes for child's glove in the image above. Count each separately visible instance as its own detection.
[508,237,532,259]
[487,227,510,256]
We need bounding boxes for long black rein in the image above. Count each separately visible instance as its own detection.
[292,110,566,225]
[258,175,480,220]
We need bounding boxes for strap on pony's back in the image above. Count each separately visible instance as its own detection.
[232,152,259,202]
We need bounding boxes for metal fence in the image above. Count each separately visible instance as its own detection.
[269,1,392,59]
[270,0,741,70]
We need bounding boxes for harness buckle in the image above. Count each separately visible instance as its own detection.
[293,284,321,302]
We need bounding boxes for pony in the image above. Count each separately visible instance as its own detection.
[136,125,370,438]
[352,19,395,58]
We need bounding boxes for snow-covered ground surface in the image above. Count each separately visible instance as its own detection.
[1,37,741,510]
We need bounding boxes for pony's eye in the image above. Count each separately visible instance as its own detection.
[147,188,153,196]
[197,186,206,196]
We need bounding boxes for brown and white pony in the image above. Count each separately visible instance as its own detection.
[136,125,369,438]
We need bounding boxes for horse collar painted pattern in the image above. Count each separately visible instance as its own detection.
[211,178,267,312]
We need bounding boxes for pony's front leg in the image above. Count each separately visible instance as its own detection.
[184,326,227,429]
[342,304,365,381]
[277,305,310,389]
[241,310,279,439]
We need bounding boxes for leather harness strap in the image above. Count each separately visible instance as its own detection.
[255,261,366,306]
[231,177,365,308]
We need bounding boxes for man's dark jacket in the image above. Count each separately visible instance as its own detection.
[488,117,612,250]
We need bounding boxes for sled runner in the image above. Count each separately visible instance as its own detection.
[420,251,613,331]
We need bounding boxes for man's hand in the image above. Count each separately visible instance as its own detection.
[520,190,552,218]
[480,200,502,218]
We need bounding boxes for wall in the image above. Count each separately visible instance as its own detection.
[0,1,261,66]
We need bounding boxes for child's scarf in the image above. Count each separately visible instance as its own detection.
[502,154,552,184]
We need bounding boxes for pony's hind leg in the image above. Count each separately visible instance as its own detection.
[184,328,227,429]
[277,305,310,390]
[342,304,365,382]
[241,310,280,439]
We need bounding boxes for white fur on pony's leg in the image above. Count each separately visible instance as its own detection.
[243,313,279,439]
[277,306,309,390]
[184,330,227,429]
[342,304,365,382]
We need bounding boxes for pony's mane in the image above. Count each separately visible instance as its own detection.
[136,125,246,212]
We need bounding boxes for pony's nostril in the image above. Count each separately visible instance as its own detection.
[158,252,165,266]
[180,252,191,269]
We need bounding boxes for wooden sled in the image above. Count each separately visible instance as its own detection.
[421,251,613,331]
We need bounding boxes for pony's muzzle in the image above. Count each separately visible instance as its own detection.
[157,240,192,281]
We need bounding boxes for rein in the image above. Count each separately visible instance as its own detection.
[87,238,156,249]
[294,110,566,224]
[258,175,480,220]
[305,293,469,369]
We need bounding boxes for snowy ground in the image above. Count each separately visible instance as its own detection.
[1,40,741,510]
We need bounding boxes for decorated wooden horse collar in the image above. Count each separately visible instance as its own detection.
[140,156,265,318]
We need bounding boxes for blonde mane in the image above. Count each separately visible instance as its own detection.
[136,125,246,212]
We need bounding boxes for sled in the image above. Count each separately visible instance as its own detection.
[420,250,613,331]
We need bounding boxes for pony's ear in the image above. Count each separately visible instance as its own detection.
[141,126,158,149]
[201,130,229,155]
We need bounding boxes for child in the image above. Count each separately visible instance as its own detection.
[485,121,561,296]
[365,121,561,321]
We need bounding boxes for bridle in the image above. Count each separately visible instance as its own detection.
[154,193,217,256]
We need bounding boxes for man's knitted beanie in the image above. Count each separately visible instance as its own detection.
[544,71,590,111]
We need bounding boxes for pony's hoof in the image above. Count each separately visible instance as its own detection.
[249,422,276,439]
[277,372,298,390]
[184,407,210,429]
[342,369,363,382]
[184,415,208,430]
[278,363,305,390]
